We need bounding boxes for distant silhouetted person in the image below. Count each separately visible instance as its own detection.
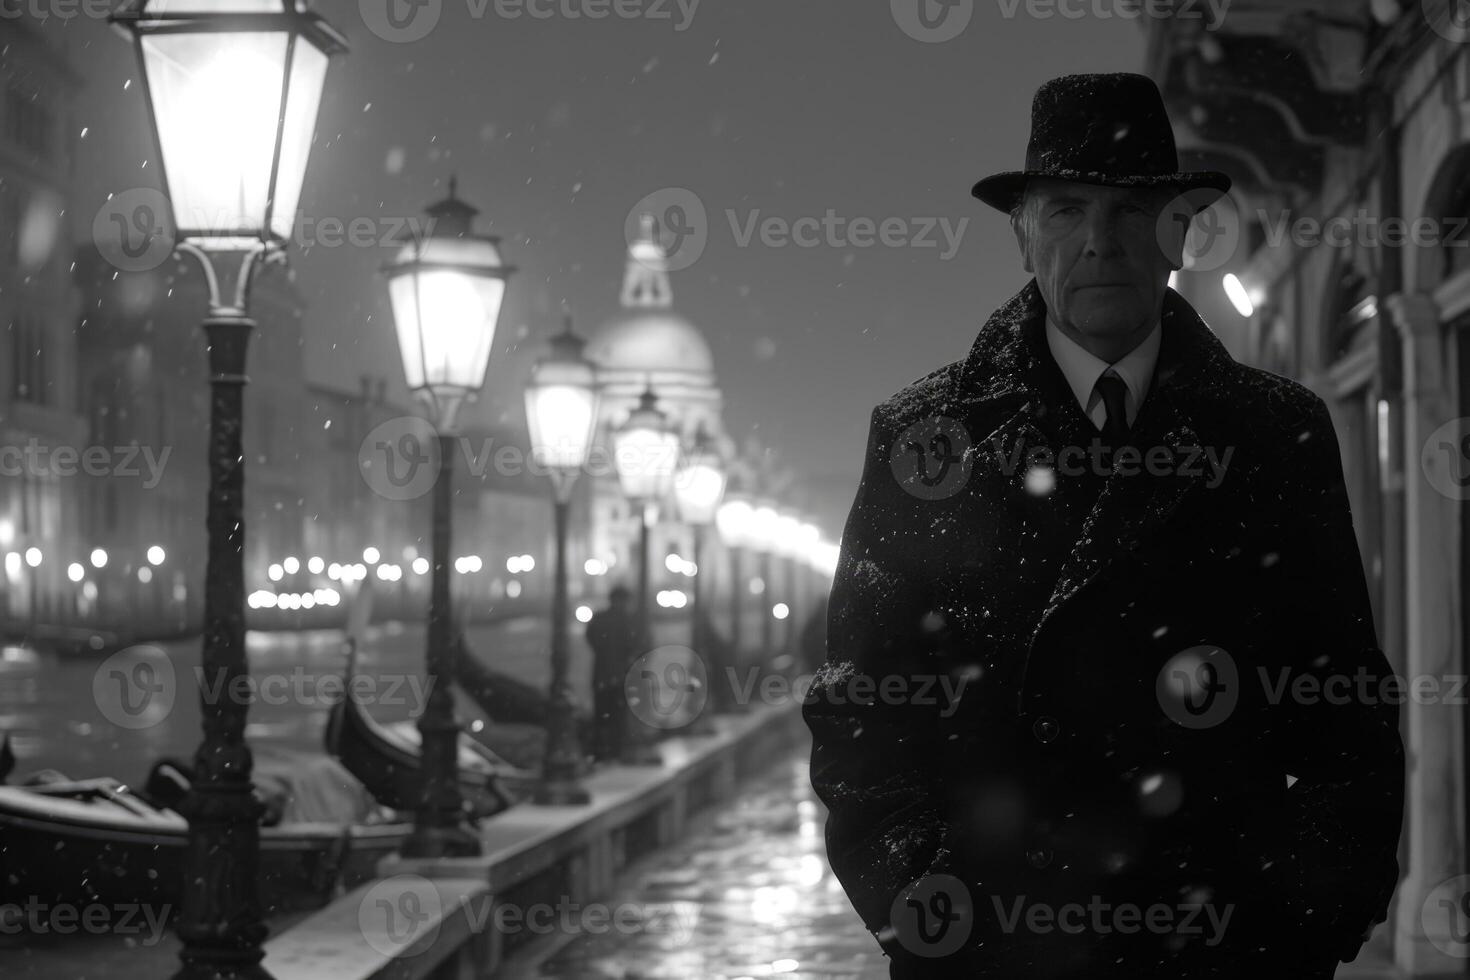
[586,584,636,762]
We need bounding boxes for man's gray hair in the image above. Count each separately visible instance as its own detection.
[1009,183,1040,238]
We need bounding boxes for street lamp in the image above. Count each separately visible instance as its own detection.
[109,3,345,978]
[383,179,512,857]
[524,314,600,805]
[673,424,726,727]
[612,383,680,764]
[714,494,755,713]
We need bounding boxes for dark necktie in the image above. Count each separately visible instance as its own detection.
[1095,372,1130,447]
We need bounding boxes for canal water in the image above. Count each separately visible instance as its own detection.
[0,616,580,787]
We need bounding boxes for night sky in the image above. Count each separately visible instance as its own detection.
[51,2,1144,532]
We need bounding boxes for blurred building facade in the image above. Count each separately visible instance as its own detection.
[70,243,310,639]
[1147,2,1467,973]
[585,217,731,586]
[0,20,83,642]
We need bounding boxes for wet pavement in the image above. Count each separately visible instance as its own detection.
[523,750,889,980]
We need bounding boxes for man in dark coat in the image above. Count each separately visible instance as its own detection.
[803,73,1404,979]
[587,584,636,762]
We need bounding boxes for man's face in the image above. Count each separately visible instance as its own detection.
[1013,179,1188,350]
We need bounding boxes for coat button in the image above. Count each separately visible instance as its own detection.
[1026,846,1053,869]
[1032,715,1060,744]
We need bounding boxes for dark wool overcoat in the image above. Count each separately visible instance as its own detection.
[802,281,1405,979]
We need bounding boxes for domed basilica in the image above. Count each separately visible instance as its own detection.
[582,218,733,588]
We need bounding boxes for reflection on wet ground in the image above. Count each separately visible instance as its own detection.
[527,751,887,980]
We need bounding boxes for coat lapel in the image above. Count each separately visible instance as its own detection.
[956,280,1236,639]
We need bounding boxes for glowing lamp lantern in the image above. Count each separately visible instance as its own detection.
[750,503,782,555]
[384,179,512,428]
[716,497,756,550]
[772,512,803,559]
[112,0,347,249]
[525,315,600,481]
[381,179,513,857]
[613,385,681,505]
[674,425,727,527]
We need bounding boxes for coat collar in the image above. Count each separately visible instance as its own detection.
[954,279,1235,410]
[953,280,1240,695]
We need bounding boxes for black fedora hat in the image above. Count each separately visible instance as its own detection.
[972,72,1231,213]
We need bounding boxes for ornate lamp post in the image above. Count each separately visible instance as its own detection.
[109,3,345,977]
[714,495,755,713]
[612,384,680,764]
[383,179,512,857]
[673,424,726,729]
[524,315,600,805]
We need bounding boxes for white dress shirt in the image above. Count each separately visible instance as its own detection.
[1044,319,1162,431]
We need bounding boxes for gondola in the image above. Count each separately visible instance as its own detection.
[322,686,536,818]
[321,592,539,819]
[0,733,411,914]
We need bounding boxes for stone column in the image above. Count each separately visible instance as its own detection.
[1385,291,1465,978]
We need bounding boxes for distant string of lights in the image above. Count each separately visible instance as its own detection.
[1,544,169,593]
